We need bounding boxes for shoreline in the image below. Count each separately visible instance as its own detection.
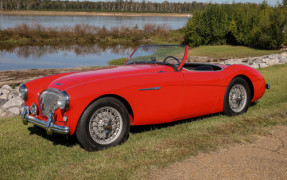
[0,66,101,87]
[0,10,191,17]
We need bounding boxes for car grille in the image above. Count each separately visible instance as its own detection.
[39,88,62,117]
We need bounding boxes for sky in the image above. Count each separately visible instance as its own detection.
[73,0,280,6]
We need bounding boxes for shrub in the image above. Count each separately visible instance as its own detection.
[184,3,287,49]
[0,24,172,43]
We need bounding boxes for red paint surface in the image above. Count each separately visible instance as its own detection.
[24,46,267,135]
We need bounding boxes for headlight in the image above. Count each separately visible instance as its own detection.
[57,91,70,111]
[30,103,38,115]
[19,84,28,101]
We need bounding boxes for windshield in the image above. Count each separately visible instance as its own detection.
[125,45,187,69]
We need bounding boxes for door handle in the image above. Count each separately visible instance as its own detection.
[138,87,161,91]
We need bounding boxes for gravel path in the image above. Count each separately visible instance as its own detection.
[151,126,287,180]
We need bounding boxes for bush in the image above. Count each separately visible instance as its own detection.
[184,3,287,49]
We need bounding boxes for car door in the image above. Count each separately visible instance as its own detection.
[128,70,183,125]
[176,69,225,120]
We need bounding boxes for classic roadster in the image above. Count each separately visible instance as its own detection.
[20,45,269,151]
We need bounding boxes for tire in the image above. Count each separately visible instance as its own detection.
[76,97,130,151]
[223,77,251,116]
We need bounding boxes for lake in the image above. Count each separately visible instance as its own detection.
[0,44,134,71]
[0,15,189,30]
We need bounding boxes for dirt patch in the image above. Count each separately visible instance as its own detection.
[151,126,287,179]
[0,67,100,86]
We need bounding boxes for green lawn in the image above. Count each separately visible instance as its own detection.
[189,45,282,58]
[108,57,127,65]
[1,64,287,179]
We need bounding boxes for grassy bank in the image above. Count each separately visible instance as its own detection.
[0,24,174,45]
[1,63,287,179]
[108,45,282,65]
[0,10,190,17]
[108,57,127,65]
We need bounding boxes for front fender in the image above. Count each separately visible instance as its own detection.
[64,74,141,135]
[25,72,76,106]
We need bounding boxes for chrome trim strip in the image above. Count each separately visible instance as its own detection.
[21,106,70,135]
[138,87,161,91]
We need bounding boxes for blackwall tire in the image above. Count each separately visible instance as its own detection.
[76,97,130,151]
[223,77,251,116]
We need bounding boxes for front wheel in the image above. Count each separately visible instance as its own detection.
[76,97,130,151]
[223,77,251,116]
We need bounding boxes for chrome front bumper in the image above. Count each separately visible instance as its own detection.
[21,106,70,135]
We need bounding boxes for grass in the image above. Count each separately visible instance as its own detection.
[151,30,185,45]
[1,64,287,179]
[189,45,282,58]
[108,57,127,65]
[108,56,160,66]
[0,23,172,45]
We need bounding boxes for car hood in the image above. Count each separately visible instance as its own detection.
[49,64,174,90]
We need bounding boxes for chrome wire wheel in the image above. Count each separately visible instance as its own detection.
[228,84,247,113]
[89,106,123,145]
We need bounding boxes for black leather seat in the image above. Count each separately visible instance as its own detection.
[195,65,213,71]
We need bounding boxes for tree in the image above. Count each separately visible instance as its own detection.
[184,3,287,49]
[0,0,206,13]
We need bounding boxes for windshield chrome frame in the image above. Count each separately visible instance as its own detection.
[124,45,189,71]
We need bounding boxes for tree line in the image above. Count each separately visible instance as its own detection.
[0,0,206,13]
[184,2,287,49]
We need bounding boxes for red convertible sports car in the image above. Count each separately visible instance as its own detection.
[20,45,269,151]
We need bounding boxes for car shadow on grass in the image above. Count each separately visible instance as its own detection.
[28,126,78,147]
[130,113,221,134]
[26,113,221,148]
[130,101,261,134]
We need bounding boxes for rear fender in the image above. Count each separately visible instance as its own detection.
[221,65,266,102]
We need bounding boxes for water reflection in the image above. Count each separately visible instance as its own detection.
[0,43,137,70]
[0,43,136,58]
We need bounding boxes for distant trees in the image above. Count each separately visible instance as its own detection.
[0,0,206,13]
[184,2,287,49]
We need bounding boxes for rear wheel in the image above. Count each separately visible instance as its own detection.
[223,77,251,116]
[76,97,130,151]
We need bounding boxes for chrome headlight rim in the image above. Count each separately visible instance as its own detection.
[19,84,28,101]
[57,91,70,111]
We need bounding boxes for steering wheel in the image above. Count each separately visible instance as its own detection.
[163,56,180,64]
